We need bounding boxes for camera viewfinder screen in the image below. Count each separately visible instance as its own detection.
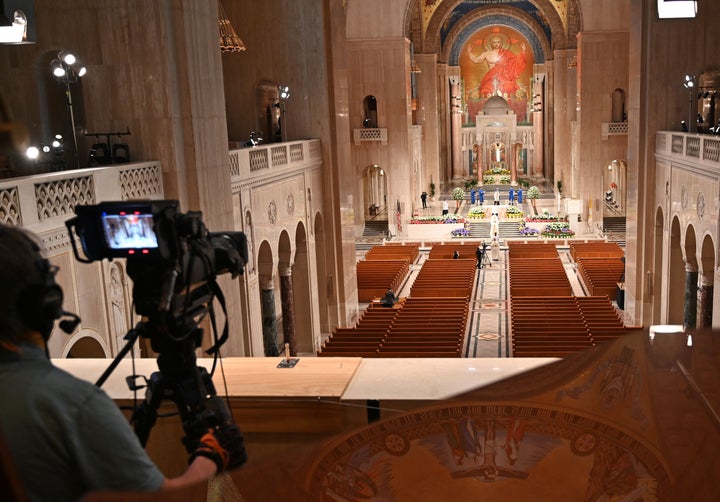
[102,212,159,250]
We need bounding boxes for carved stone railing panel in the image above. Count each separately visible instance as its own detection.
[289,143,304,163]
[35,176,95,221]
[249,149,269,171]
[271,146,288,166]
[671,135,684,154]
[686,136,701,158]
[229,151,240,176]
[0,186,21,225]
[119,164,162,200]
[702,138,720,162]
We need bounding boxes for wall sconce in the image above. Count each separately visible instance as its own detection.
[278,85,291,101]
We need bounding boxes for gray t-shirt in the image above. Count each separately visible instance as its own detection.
[0,343,165,501]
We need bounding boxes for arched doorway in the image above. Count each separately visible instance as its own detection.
[314,212,334,340]
[667,217,684,325]
[652,208,664,324]
[64,332,107,358]
[603,159,626,214]
[257,240,278,356]
[698,234,716,328]
[683,224,698,329]
[292,222,313,353]
[363,164,388,221]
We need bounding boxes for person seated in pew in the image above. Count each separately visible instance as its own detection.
[453,250,460,259]
[381,288,397,307]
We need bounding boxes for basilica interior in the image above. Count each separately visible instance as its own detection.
[1,0,720,500]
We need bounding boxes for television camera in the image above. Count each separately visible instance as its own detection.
[65,200,248,461]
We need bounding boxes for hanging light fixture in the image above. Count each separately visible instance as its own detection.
[218,1,246,53]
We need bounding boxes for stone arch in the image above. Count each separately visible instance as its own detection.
[683,223,699,329]
[668,217,684,325]
[443,9,551,65]
[313,211,333,337]
[698,233,716,327]
[423,0,567,57]
[62,328,109,358]
[292,221,314,353]
[364,164,388,220]
[652,207,664,324]
[257,240,278,356]
[277,230,294,354]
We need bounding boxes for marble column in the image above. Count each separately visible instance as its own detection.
[683,265,698,329]
[279,264,298,356]
[450,78,463,179]
[260,275,279,357]
[698,273,714,328]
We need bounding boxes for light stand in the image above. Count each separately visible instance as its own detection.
[51,51,86,170]
[278,85,290,143]
[683,73,697,133]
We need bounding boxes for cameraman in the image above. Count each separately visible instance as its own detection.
[0,224,244,501]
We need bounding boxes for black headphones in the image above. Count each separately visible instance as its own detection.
[16,237,79,340]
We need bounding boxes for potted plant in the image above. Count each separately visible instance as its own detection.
[556,180,563,195]
[451,187,465,210]
[527,185,540,214]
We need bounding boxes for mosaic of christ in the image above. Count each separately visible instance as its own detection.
[460,27,534,125]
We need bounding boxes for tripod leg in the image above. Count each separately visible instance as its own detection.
[131,372,165,447]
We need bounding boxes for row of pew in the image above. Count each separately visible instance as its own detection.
[318,297,469,357]
[356,244,419,302]
[569,241,625,300]
[508,242,630,358]
[321,243,474,357]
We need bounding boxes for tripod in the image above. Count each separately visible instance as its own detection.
[96,320,233,452]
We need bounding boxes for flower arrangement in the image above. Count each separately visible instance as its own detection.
[525,209,560,222]
[409,215,465,224]
[483,176,495,184]
[609,182,618,190]
[484,167,510,175]
[517,222,539,236]
[451,228,471,237]
[505,206,523,218]
[541,222,575,238]
[467,206,486,219]
[498,176,511,184]
[451,187,465,200]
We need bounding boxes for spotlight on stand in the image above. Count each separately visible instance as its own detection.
[50,50,87,170]
[277,85,290,143]
[682,74,697,133]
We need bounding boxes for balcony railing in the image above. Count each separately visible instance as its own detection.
[353,128,388,145]
[601,122,629,140]
[656,131,720,166]
[0,162,163,229]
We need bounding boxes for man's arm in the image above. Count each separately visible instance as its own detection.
[161,456,217,491]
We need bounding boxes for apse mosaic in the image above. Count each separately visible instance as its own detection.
[460,26,534,125]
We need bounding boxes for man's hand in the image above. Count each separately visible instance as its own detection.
[189,423,248,473]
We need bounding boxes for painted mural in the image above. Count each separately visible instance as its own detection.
[460,26,534,125]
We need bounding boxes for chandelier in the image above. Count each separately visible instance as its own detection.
[218,1,245,53]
